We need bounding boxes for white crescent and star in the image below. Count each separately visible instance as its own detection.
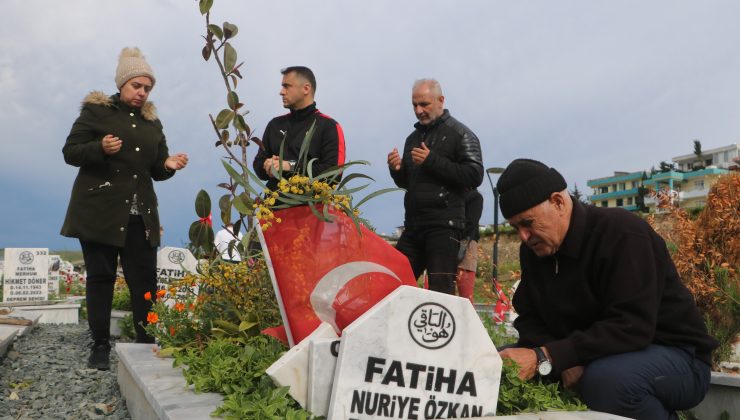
[310,261,401,333]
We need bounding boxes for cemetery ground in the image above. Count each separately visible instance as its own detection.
[0,176,737,419]
[0,322,130,419]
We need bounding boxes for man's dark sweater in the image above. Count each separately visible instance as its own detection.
[513,200,718,374]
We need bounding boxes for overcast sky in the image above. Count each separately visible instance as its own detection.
[1,0,739,251]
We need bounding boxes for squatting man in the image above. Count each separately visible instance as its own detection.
[495,158,717,420]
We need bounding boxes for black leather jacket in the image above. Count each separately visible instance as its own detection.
[390,110,484,229]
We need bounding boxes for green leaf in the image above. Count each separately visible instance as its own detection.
[234,114,248,133]
[224,42,237,72]
[339,202,363,233]
[227,91,239,110]
[335,172,374,190]
[306,157,317,179]
[335,183,369,196]
[308,202,334,222]
[232,193,253,215]
[297,120,317,168]
[219,194,232,225]
[156,347,178,358]
[207,23,223,40]
[354,187,404,208]
[273,195,304,206]
[199,0,213,15]
[312,163,358,182]
[223,22,238,39]
[213,319,240,333]
[188,220,214,252]
[215,109,235,129]
[221,160,262,197]
[194,189,212,218]
[238,320,257,331]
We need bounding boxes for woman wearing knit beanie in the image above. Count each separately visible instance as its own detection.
[60,47,189,370]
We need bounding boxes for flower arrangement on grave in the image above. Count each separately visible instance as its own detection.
[58,271,85,296]
[142,258,281,351]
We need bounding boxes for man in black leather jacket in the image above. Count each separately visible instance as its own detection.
[253,66,345,191]
[387,79,484,294]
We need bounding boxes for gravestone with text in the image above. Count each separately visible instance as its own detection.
[326,286,502,419]
[2,248,49,302]
[48,255,61,297]
[156,247,198,295]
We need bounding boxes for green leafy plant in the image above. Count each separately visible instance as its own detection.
[496,360,586,415]
[173,335,313,419]
[482,312,587,415]
[111,278,132,311]
[143,289,202,350]
[118,313,136,340]
[142,259,281,350]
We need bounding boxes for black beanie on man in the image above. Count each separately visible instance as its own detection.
[496,159,567,219]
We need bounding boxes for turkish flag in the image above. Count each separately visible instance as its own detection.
[258,205,416,346]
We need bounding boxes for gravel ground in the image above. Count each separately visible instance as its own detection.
[0,323,131,419]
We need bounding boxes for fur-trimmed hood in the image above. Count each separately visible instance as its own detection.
[82,91,158,121]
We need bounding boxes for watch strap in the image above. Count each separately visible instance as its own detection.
[533,347,547,364]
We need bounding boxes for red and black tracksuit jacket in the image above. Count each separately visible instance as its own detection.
[253,102,345,190]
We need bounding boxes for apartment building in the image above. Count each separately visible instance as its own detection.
[643,167,729,210]
[672,143,739,172]
[587,171,646,211]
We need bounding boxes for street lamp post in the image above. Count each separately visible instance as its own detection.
[486,167,505,282]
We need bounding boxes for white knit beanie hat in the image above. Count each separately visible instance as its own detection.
[115,47,156,89]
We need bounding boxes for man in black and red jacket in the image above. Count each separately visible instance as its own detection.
[253,66,345,190]
[387,79,484,294]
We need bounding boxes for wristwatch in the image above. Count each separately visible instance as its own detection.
[533,347,552,376]
[287,160,297,172]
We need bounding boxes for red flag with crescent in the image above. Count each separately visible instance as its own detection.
[257,205,416,346]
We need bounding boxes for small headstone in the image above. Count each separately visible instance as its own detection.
[2,248,49,302]
[48,255,61,297]
[327,285,502,419]
[156,247,198,297]
[307,338,340,417]
[266,322,338,408]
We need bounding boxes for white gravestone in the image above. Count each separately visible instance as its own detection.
[327,285,502,419]
[266,322,339,408]
[156,246,198,294]
[48,255,61,296]
[3,248,49,303]
[308,338,341,416]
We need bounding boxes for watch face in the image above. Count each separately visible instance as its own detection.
[538,361,552,376]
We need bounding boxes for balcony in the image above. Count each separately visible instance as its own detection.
[679,188,711,200]
[588,187,639,201]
